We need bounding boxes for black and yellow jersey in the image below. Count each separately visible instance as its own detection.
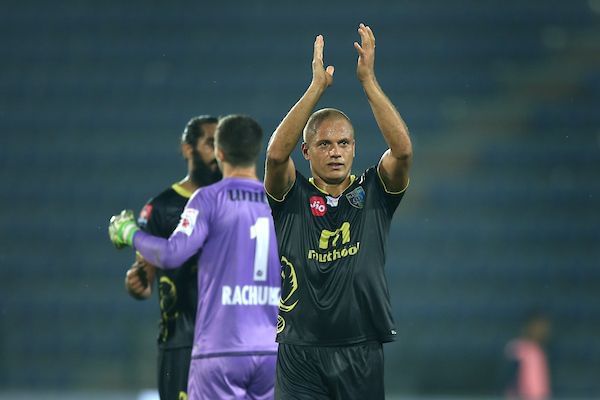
[267,166,406,346]
[138,183,197,350]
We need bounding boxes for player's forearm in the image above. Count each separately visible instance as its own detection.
[362,78,412,160]
[132,231,190,269]
[267,82,326,163]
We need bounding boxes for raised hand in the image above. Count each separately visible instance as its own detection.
[109,209,139,249]
[354,23,376,83]
[312,35,335,89]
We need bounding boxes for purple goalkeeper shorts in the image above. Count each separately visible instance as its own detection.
[188,354,276,400]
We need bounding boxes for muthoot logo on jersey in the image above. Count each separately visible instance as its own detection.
[307,222,361,263]
[222,285,280,306]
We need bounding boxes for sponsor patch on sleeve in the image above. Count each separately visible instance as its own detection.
[138,204,153,226]
[174,208,199,236]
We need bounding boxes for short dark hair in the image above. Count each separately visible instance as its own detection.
[182,115,218,146]
[303,108,353,143]
[215,115,263,167]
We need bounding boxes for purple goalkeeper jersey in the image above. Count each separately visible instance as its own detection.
[133,177,280,358]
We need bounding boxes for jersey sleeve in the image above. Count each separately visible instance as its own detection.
[371,164,407,217]
[133,189,211,269]
[138,199,165,237]
[266,170,303,219]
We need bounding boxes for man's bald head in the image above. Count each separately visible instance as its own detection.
[303,108,354,144]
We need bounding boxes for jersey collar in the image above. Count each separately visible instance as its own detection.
[171,183,193,199]
[308,175,357,197]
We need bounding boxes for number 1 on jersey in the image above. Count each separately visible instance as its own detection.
[250,217,270,281]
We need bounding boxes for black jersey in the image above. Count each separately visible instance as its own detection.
[138,183,198,350]
[268,166,406,346]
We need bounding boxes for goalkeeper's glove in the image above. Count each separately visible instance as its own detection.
[109,210,139,249]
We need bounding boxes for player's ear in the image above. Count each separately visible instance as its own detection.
[215,147,225,163]
[181,142,193,160]
[301,142,310,160]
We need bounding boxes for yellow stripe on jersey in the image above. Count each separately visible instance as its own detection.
[308,175,356,195]
[376,165,409,195]
[171,183,193,199]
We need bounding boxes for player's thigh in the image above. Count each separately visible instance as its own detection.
[158,347,192,400]
[188,356,251,400]
[247,354,276,400]
[275,344,329,400]
[325,342,385,400]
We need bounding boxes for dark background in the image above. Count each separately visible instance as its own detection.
[1,0,599,397]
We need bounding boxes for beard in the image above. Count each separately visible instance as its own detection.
[190,150,222,187]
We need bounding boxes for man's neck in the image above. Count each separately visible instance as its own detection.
[222,164,258,181]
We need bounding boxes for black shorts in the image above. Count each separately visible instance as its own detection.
[275,342,384,400]
[158,346,192,400]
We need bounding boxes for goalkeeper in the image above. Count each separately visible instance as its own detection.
[110,115,280,400]
[117,116,221,400]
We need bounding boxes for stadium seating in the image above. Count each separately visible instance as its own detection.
[1,0,598,396]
